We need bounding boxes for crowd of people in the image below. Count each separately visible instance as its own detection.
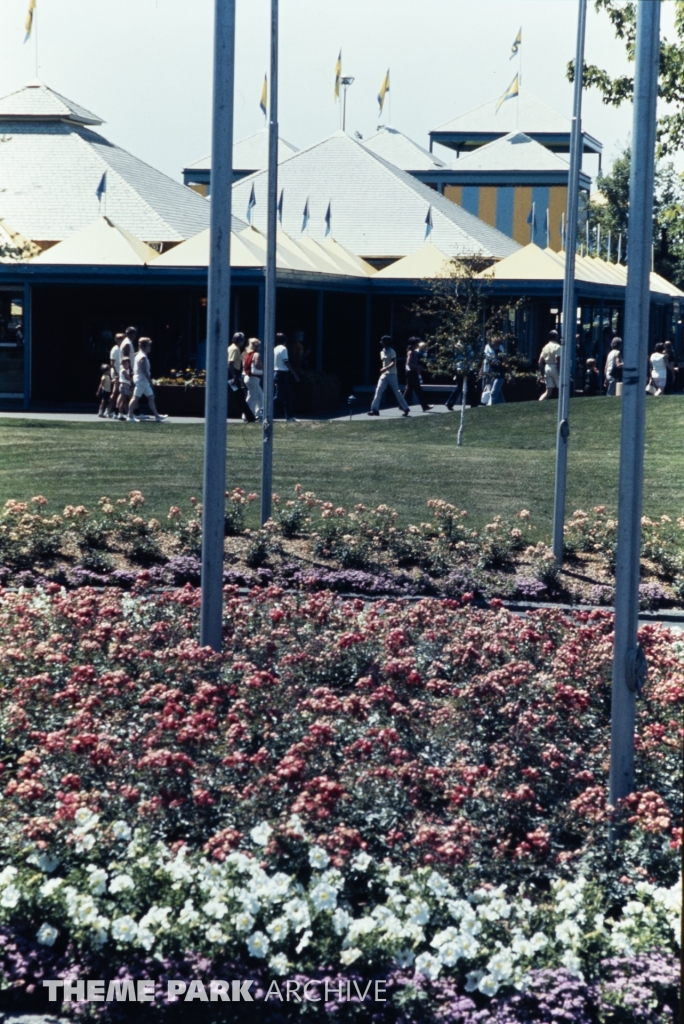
[96,325,681,423]
[96,327,167,422]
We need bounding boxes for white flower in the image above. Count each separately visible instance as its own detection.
[73,833,96,853]
[36,923,59,946]
[203,898,228,920]
[109,873,135,894]
[478,975,499,997]
[27,852,60,874]
[269,953,290,976]
[72,897,99,925]
[308,846,330,870]
[283,897,311,932]
[40,877,64,898]
[266,872,292,900]
[233,911,255,933]
[206,924,227,943]
[340,947,363,966]
[0,885,21,909]
[266,916,289,942]
[351,852,372,872]
[295,928,312,954]
[555,919,581,946]
[310,882,337,912]
[394,948,415,969]
[511,932,534,957]
[431,926,460,948]
[0,865,18,886]
[386,866,402,885]
[90,916,109,947]
[86,866,108,895]
[487,950,514,981]
[459,911,482,936]
[465,970,484,992]
[347,916,376,944]
[234,888,260,916]
[459,933,481,958]
[250,822,273,847]
[561,949,583,977]
[111,915,138,942]
[427,871,453,898]
[406,898,430,926]
[529,931,548,952]
[439,941,464,967]
[246,931,270,958]
[179,899,200,926]
[112,821,132,841]
[332,907,351,936]
[73,808,100,832]
[447,898,472,921]
[414,952,442,980]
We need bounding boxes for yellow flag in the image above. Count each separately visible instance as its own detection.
[510,28,521,58]
[260,74,267,117]
[334,50,342,101]
[25,0,36,41]
[378,69,390,114]
[496,73,519,112]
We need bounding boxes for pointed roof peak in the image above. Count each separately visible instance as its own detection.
[0,81,103,125]
[451,131,571,172]
[362,125,445,171]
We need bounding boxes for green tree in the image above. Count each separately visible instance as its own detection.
[570,0,684,157]
[587,147,684,285]
[414,260,524,445]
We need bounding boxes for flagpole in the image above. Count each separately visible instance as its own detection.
[551,0,587,564]
[610,0,661,810]
[260,0,278,526]
[200,0,236,651]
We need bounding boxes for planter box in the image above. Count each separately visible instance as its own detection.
[154,385,206,417]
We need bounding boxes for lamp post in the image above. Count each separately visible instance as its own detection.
[341,76,355,132]
[551,0,587,564]
[199,0,236,652]
[610,0,661,808]
[260,0,279,527]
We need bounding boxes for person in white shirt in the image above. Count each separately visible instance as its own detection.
[648,343,668,395]
[120,327,137,370]
[106,333,124,418]
[273,333,299,421]
[126,338,167,422]
[367,335,410,417]
[243,338,263,419]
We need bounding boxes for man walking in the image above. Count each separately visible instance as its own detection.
[403,337,433,412]
[127,337,167,422]
[274,333,299,422]
[367,336,410,417]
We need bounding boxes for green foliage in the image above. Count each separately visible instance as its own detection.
[570,0,684,157]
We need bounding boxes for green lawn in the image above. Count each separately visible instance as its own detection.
[1,397,682,537]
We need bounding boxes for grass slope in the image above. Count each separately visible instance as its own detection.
[0,397,682,536]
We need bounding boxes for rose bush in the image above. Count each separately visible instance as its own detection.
[0,585,680,1019]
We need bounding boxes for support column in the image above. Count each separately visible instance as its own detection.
[364,292,371,385]
[22,282,31,410]
[316,290,323,371]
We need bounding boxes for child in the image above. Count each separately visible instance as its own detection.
[96,363,112,417]
[584,358,599,396]
[117,356,133,420]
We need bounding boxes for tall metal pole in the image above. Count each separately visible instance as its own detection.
[260,0,278,526]
[551,0,587,563]
[610,0,661,807]
[200,0,236,651]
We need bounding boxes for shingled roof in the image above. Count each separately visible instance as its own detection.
[361,126,445,171]
[0,81,228,245]
[231,131,520,262]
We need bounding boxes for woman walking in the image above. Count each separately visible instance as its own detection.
[243,338,263,420]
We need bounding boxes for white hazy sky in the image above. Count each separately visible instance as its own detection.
[0,0,679,183]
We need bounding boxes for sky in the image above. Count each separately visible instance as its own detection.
[0,0,680,185]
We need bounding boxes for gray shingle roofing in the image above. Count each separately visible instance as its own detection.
[0,82,239,244]
[185,129,299,175]
[451,132,571,172]
[0,81,102,126]
[231,132,520,261]
[361,126,445,171]
[432,88,572,136]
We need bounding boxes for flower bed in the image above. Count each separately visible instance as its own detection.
[0,586,680,1020]
[1,491,684,608]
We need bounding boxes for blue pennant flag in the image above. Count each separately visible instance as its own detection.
[425,205,433,237]
[526,203,536,240]
[247,184,256,224]
[96,172,107,202]
[277,189,284,224]
[324,201,332,236]
[301,197,310,233]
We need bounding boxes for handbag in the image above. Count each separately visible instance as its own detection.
[645,382,657,396]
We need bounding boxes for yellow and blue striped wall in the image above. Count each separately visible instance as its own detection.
[443,185,568,250]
